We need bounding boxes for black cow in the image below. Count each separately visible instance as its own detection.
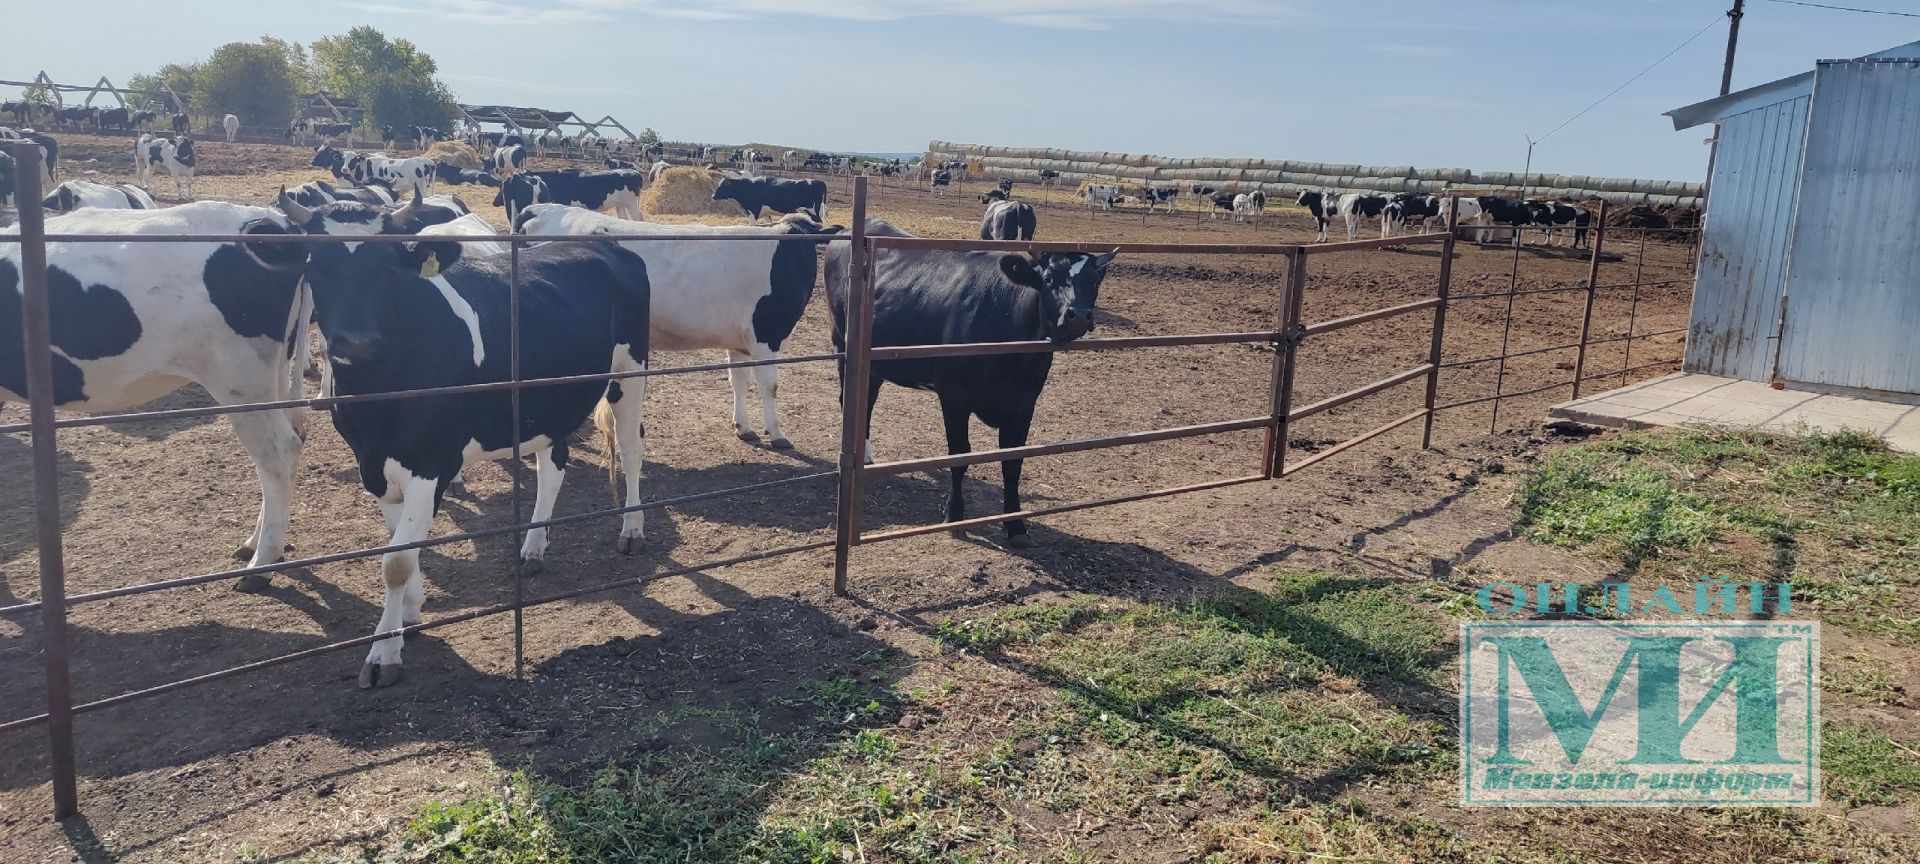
[1383,193,1443,237]
[1527,200,1592,248]
[712,174,828,221]
[1207,191,1237,219]
[996,178,1015,194]
[171,112,190,133]
[433,162,501,187]
[1473,196,1535,247]
[275,191,654,688]
[1295,189,1336,242]
[97,107,131,130]
[54,106,98,129]
[0,151,15,208]
[825,219,1118,547]
[1,100,32,124]
[493,169,644,221]
[803,152,834,170]
[380,125,397,148]
[980,200,1036,241]
[979,188,1008,203]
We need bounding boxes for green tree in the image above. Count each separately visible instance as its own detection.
[196,41,299,128]
[260,35,318,93]
[312,26,456,130]
[636,127,661,146]
[126,62,198,112]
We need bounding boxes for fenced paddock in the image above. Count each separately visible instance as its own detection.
[0,141,1695,841]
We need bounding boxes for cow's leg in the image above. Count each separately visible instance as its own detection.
[998,408,1036,548]
[518,443,567,574]
[726,349,758,442]
[938,392,971,531]
[606,379,648,554]
[747,342,790,449]
[227,409,302,585]
[362,469,437,689]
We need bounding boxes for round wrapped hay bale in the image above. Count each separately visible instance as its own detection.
[642,167,745,217]
[427,141,482,169]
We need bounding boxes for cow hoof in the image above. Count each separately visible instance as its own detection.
[358,662,403,689]
[521,557,545,577]
[616,535,643,555]
[1007,533,1037,549]
[232,544,254,561]
[770,437,794,450]
[736,428,760,443]
[234,573,271,593]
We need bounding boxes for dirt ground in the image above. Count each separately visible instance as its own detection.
[1,134,1698,860]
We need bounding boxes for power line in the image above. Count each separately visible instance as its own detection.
[1756,0,1920,18]
[1533,14,1727,145]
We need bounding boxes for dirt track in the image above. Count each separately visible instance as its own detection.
[0,134,1694,860]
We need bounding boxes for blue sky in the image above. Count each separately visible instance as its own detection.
[3,0,1910,179]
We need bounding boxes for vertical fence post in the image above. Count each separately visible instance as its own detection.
[10,144,79,820]
[832,177,872,596]
[508,237,525,681]
[1620,232,1650,386]
[1266,248,1309,478]
[1422,198,1459,449]
[1570,200,1609,399]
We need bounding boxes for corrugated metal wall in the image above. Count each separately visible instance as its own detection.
[1777,60,1920,395]
[1684,94,1809,379]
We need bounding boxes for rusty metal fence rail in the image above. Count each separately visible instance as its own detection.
[0,149,1691,823]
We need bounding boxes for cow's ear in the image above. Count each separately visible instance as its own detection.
[1093,248,1119,269]
[999,254,1045,290]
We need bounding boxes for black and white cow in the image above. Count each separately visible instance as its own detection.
[380,125,397,149]
[824,219,1119,547]
[494,169,643,221]
[132,110,158,129]
[1037,168,1061,186]
[1143,187,1178,213]
[980,199,1037,241]
[515,204,842,448]
[1295,189,1334,242]
[17,131,57,186]
[1527,200,1592,248]
[2,202,311,572]
[1207,190,1237,219]
[979,188,1008,204]
[491,144,527,178]
[604,158,639,171]
[1335,192,1392,241]
[1471,196,1535,246]
[930,169,953,191]
[344,152,435,198]
[274,192,654,688]
[170,112,190,134]
[648,160,671,185]
[42,179,157,212]
[1233,190,1267,223]
[285,179,396,208]
[1080,184,1119,211]
[712,174,828,222]
[295,120,352,144]
[1190,184,1217,198]
[432,162,501,188]
[223,113,240,143]
[1382,193,1443,237]
[140,135,196,198]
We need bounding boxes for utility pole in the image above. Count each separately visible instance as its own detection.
[1702,0,1745,207]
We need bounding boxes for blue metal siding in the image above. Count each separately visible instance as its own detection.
[1685,95,1808,380]
[1778,60,1920,395]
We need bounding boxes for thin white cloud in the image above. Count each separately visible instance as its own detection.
[1369,43,1453,59]
[996,13,1107,30]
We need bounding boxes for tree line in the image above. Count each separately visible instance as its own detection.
[117,27,458,133]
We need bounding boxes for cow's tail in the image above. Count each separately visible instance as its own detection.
[592,398,619,502]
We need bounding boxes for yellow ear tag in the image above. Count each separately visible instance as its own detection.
[420,255,441,277]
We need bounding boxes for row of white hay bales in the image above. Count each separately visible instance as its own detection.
[926,141,1704,210]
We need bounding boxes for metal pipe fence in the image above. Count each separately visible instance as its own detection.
[0,147,1694,822]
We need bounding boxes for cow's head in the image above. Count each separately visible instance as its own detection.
[999,249,1118,344]
[276,189,462,364]
[311,144,342,170]
[711,175,751,202]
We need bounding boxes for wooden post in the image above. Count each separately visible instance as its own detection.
[1570,200,1610,398]
[832,178,873,595]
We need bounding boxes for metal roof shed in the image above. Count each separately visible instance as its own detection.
[1668,41,1920,399]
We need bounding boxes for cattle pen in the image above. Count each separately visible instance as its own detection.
[0,148,1695,823]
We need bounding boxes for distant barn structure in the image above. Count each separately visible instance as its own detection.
[455,103,639,144]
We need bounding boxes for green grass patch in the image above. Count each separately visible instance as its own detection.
[1823,721,1920,807]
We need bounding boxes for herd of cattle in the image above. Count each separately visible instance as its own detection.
[0,126,1120,688]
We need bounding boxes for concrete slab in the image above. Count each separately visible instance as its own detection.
[1550,373,1920,453]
